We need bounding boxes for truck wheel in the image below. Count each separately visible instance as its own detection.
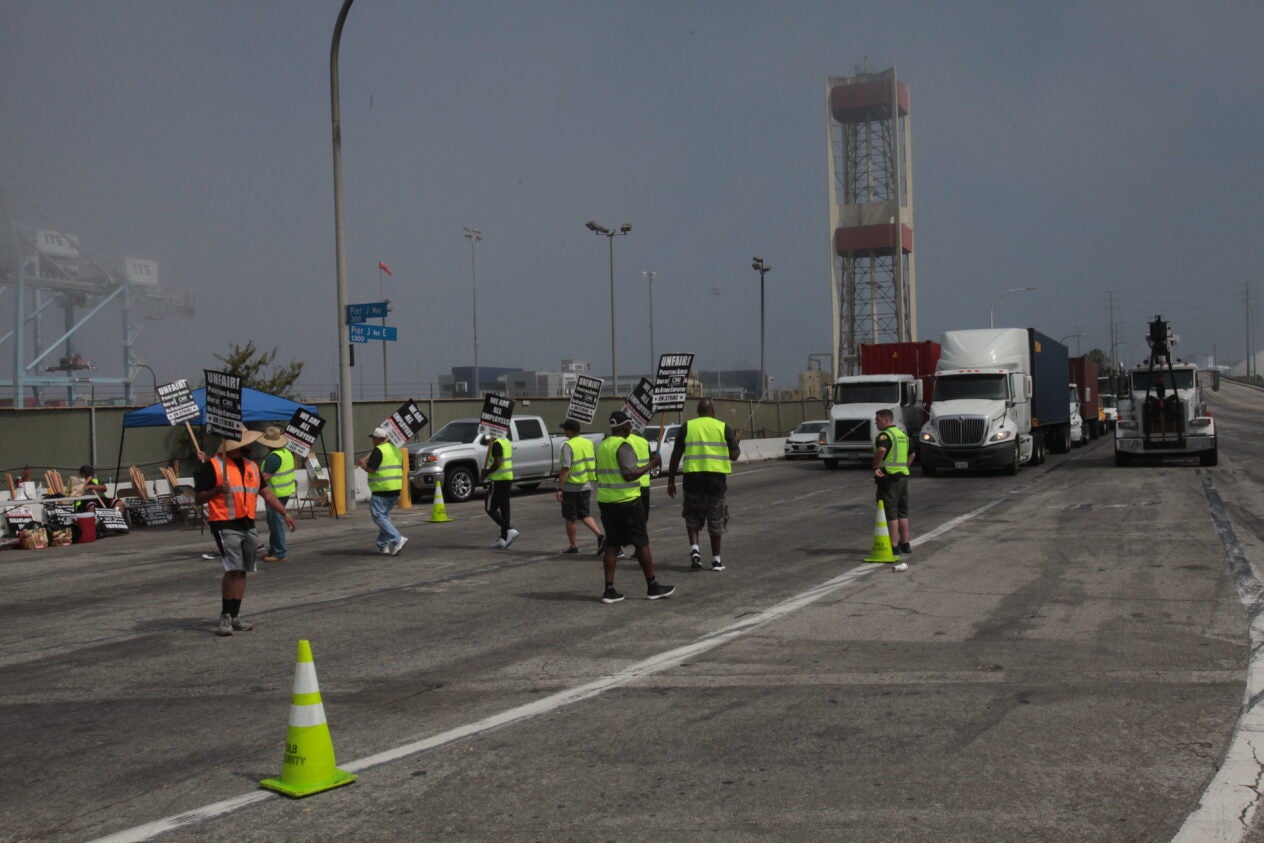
[443,466,477,503]
[823,459,839,470]
[1200,444,1219,467]
[1114,450,1132,467]
[1030,432,1045,465]
[1005,445,1020,476]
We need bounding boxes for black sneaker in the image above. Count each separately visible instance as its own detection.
[595,535,607,556]
[711,560,726,572]
[601,586,625,604]
[562,546,580,555]
[898,542,913,554]
[647,582,676,600]
[689,549,702,571]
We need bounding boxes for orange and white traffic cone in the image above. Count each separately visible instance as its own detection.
[863,500,901,563]
[259,640,357,798]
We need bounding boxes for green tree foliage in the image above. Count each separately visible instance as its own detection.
[1084,347,1107,366]
[212,341,304,398]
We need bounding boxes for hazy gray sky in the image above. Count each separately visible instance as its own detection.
[3,0,1261,398]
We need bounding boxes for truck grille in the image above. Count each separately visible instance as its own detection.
[937,417,986,446]
[834,419,871,443]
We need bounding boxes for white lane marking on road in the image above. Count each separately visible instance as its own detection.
[1172,477,1264,843]
[92,473,1013,843]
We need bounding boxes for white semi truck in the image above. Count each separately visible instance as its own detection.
[1113,316,1217,466]
[918,328,1072,476]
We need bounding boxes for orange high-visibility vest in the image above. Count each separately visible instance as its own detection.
[207,457,261,521]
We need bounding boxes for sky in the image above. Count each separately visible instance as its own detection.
[2,0,1262,401]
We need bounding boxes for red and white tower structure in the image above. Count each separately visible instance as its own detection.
[826,65,916,378]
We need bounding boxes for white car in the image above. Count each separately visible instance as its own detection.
[642,424,680,477]
[785,420,829,459]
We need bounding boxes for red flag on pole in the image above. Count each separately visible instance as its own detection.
[378,261,393,276]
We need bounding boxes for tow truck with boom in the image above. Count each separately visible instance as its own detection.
[1113,315,1217,466]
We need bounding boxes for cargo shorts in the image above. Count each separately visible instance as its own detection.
[876,472,909,520]
[682,490,728,534]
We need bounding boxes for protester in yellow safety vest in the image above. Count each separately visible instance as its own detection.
[555,419,604,554]
[357,427,408,556]
[667,398,741,572]
[872,408,913,555]
[258,425,297,562]
[194,429,296,636]
[480,429,519,549]
[595,411,673,604]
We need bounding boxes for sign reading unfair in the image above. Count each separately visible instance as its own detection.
[623,378,656,432]
[653,352,694,413]
[203,370,243,439]
[382,401,429,448]
[157,379,199,425]
[284,409,326,458]
[478,394,514,438]
[565,375,604,425]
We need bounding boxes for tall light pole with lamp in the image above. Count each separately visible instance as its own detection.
[585,220,632,395]
[463,226,483,398]
[989,286,1035,329]
[752,257,771,399]
[329,0,357,511]
[1059,330,1086,355]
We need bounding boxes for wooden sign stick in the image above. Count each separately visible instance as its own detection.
[184,421,201,453]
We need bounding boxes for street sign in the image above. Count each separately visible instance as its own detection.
[346,301,389,324]
[349,323,398,343]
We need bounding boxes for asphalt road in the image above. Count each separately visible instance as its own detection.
[4,382,1264,842]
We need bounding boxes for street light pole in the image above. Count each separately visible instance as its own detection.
[989,286,1036,329]
[330,0,356,512]
[643,270,655,375]
[586,221,632,395]
[378,262,389,400]
[464,226,482,398]
[752,257,772,399]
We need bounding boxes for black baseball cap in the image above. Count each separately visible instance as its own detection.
[608,410,632,426]
[559,419,581,432]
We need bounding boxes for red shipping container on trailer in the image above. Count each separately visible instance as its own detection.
[1068,357,1102,437]
[859,341,942,407]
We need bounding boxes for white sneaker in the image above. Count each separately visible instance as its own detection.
[391,536,409,556]
[201,552,220,561]
[492,538,507,549]
[379,545,392,555]
[504,528,520,548]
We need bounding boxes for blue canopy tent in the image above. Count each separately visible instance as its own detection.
[122,388,316,428]
[113,389,327,515]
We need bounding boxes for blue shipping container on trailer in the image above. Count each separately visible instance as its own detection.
[1028,328,1071,429]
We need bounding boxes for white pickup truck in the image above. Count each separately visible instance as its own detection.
[408,416,577,502]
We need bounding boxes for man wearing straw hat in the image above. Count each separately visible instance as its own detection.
[193,430,296,636]
[258,425,297,562]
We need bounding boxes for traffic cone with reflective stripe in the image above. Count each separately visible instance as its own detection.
[427,483,453,523]
[259,640,357,798]
[864,500,901,563]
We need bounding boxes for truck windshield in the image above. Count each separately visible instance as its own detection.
[1101,395,1117,408]
[833,383,899,404]
[1130,370,1195,391]
[1068,386,1078,402]
[935,374,1008,401]
[428,421,481,444]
